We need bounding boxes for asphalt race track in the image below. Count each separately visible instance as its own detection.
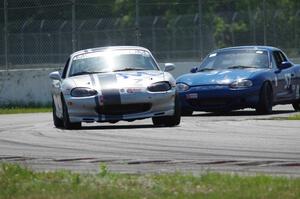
[0,105,299,176]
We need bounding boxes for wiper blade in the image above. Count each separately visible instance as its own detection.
[227,65,257,69]
[113,67,145,72]
[198,68,215,72]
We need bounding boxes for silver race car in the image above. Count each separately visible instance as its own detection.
[49,46,181,129]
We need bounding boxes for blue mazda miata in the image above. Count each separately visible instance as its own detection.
[176,46,300,115]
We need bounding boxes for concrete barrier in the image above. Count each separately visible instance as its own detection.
[0,62,199,106]
[0,68,57,106]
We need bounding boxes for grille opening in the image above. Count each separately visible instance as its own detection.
[97,103,152,115]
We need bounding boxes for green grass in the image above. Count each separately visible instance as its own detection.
[287,114,300,120]
[0,106,51,114]
[0,163,299,199]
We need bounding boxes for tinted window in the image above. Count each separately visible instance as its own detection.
[200,49,269,69]
[69,50,158,77]
[273,51,287,67]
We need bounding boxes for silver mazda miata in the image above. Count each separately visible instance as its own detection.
[49,46,180,129]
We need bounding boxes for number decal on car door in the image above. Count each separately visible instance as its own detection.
[284,73,292,89]
[296,85,300,99]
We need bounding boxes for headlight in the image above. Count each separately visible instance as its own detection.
[148,81,172,92]
[230,79,253,88]
[71,87,98,97]
[176,83,190,92]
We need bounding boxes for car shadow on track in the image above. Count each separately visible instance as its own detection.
[79,124,166,130]
[187,110,295,117]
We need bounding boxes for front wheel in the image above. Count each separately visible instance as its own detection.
[256,82,273,114]
[292,100,300,111]
[62,98,81,130]
[152,94,181,127]
[52,99,63,128]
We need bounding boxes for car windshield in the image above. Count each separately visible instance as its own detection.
[69,49,159,76]
[199,49,269,71]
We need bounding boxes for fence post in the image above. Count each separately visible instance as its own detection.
[95,19,103,46]
[231,12,238,46]
[4,0,8,70]
[251,9,259,44]
[198,0,203,59]
[39,20,45,64]
[152,16,158,53]
[172,16,181,59]
[135,0,140,45]
[193,14,198,58]
[295,10,300,49]
[21,20,30,65]
[272,11,280,46]
[263,0,267,45]
[77,20,86,49]
[72,0,76,52]
[59,21,67,62]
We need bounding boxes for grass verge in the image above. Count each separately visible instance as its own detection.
[0,106,51,114]
[0,163,299,199]
[287,114,300,120]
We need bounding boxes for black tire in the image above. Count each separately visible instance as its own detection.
[152,93,181,127]
[62,98,81,130]
[52,99,64,128]
[211,109,231,115]
[292,100,300,111]
[181,109,193,116]
[256,82,273,114]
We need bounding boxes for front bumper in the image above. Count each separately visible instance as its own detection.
[64,89,176,123]
[179,85,261,112]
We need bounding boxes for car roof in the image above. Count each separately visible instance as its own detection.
[71,46,150,57]
[214,46,281,53]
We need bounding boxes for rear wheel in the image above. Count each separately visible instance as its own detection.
[62,98,81,130]
[292,100,300,111]
[256,82,273,114]
[52,99,63,128]
[152,94,181,127]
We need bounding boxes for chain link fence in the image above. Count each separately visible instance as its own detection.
[1,0,300,70]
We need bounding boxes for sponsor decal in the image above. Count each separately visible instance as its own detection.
[116,71,161,79]
[284,73,292,89]
[196,85,227,90]
[126,88,142,93]
[296,85,300,99]
[120,88,142,94]
[120,88,126,93]
[186,93,198,99]
[74,50,150,60]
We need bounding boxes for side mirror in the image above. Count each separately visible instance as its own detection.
[190,67,198,73]
[49,71,61,80]
[164,63,175,72]
[279,61,292,69]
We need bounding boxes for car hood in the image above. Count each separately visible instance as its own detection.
[68,70,168,89]
[176,68,266,86]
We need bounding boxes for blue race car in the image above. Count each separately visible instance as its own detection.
[176,46,300,115]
